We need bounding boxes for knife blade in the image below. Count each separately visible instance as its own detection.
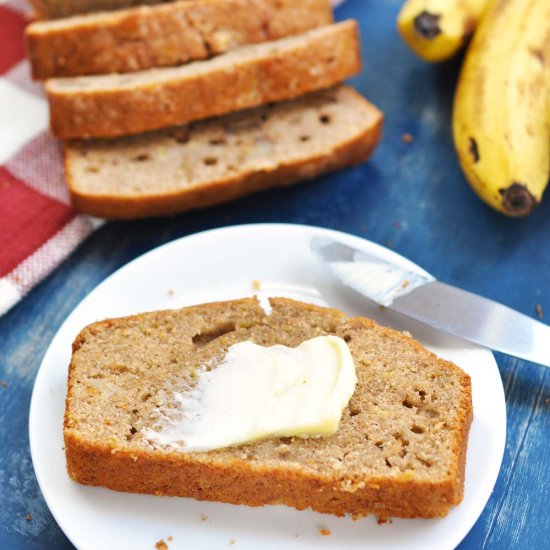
[311,235,550,368]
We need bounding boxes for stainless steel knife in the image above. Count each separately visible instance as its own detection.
[311,235,550,368]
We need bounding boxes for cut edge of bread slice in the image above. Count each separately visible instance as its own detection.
[26,0,333,79]
[63,85,383,219]
[64,296,473,521]
[46,20,361,138]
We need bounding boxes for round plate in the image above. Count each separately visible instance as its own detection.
[30,224,505,550]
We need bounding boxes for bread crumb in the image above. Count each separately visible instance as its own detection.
[25,514,32,522]
[200,513,208,521]
[229,539,236,545]
[318,528,331,536]
[536,304,543,319]
[402,133,413,143]
[376,516,391,525]
[155,539,168,550]
[167,536,173,542]
[167,289,175,297]
[251,280,261,291]
[1,381,7,388]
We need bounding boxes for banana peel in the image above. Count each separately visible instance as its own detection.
[397,0,490,62]
[452,0,550,216]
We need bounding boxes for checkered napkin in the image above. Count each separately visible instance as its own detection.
[0,0,101,317]
[0,0,346,317]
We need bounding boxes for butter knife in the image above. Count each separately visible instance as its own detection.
[311,235,550,367]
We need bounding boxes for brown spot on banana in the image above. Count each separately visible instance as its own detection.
[499,183,538,216]
[468,138,480,163]
[413,12,442,40]
[530,48,545,65]
[462,17,477,44]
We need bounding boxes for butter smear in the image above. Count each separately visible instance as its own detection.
[143,336,357,451]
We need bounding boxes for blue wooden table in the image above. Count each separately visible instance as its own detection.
[1,0,549,547]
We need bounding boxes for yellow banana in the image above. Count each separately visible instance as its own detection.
[453,0,550,217]
[397,0,490,62]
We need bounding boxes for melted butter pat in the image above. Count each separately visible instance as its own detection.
[144,336,357,452]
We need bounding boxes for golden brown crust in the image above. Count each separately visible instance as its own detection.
[64,432,460,519]
[27,0,333,80]
[64,297,473,520]
[46,21,361,139]
[28,0,169,20]
[63,92,383,219]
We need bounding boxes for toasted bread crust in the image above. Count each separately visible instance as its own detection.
[27,0,333,79]
[29,0,169,20]
[64,297,473,520]
[46,21,361,139]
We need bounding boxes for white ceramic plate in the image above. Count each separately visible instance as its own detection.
[30,224,506,550]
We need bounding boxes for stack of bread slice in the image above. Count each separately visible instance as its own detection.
[26,0,383,219]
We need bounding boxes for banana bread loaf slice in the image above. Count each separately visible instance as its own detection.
[65,297,473,520]
[27,0,333,79]
[63,85,383,219]
[46,21,361,138]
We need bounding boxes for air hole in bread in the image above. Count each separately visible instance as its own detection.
[411,424,425,434]
[129,426,137,435]
[192,321,237,347]
[348,404,361,417]
[209,137,226,146]
[203,157,218,166]
[424,409,439,419]
[260,113,269,122]
[375,441,383,449]
[319,114,331,125]
[110,364,131,374]
[140,392,152,403]
[343,334,352,343]
[299,135,310,142]
[85,166,100,173]
[416,456,433,468]
[385,458,392,468]
[418,390,426,401]
[402,398,414,409]
[132,153,150,162]
[393,433,409,447]
[170,129,190,144]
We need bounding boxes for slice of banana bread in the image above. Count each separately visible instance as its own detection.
[27,0,333,79]
[63,85,383,219]
[65,297,473,520]
[46,21,361,138]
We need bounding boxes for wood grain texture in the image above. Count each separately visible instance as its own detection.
[1,0,550,548]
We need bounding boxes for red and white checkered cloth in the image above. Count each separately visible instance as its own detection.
[0,0,345,317]
[0,0,101,316]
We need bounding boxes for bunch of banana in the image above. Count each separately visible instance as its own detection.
[453,0,550,216]
[397,0,490,62]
